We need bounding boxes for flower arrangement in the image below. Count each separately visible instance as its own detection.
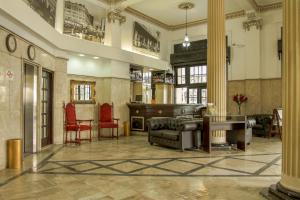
[233,94,248,115]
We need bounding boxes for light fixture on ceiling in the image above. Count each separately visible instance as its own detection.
[79,54,85,57]
[179,2,194,48]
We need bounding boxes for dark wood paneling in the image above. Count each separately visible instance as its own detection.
[127,104,206,131]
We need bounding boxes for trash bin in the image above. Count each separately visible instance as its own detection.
[7,139,22,169]
[123,121,130,136]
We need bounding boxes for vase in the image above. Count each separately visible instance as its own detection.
[238,105,241,115]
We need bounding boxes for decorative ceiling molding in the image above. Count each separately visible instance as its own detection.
[125,8,245,31]
[259,2,282,12]
[247,0,282,12]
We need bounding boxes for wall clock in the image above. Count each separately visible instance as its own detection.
[27,45,36,60]
[5,34,17,53]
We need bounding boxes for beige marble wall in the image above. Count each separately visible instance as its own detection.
[0,28,68,170]
[227,79,282,115]
[67,75,130,137]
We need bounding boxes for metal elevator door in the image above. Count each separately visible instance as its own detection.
[24,63,38,154]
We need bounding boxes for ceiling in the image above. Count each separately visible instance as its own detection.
[128,0,281,25]
[97,0,282,29]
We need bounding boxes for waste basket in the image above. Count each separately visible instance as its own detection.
[123,121,130,136]
[7,139,22,169]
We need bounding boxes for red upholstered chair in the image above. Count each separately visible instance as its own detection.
[64,102,93,145]
[98,103,119,140]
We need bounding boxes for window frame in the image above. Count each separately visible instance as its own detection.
[70,80,96,104]
[174,65,207,105]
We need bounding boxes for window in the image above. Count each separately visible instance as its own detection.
[177,67,186,85]
[175,65,207,105]
[189,89,198,104]
[190,66,207,84]
[176,87,187,104]
[70,80,96,104]
[200,88,207,105]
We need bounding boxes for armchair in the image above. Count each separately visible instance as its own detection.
[64,102,92,145]
[98,103,119,140]
[248,114,272,137]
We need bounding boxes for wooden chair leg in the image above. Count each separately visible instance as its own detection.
[78,130,81,145]
[65,131,68,144]
[112,128,114,138]
[117,128,119,139]
[98,127,101,141]
[90,129,92,142]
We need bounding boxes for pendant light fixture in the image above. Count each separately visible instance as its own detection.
[179,2,194,48]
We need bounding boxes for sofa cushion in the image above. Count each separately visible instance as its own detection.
[167,118,178,130]
[150,130,179,141]
[149,118,169,130]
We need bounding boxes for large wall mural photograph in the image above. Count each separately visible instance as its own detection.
[133,21,161,55]
[23,0,57,27]
[63,0,106,44]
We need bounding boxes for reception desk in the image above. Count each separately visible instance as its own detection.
[127,103,205,131]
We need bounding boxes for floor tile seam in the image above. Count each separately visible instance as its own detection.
[253,155,282,175]
[44,152,282,163]
[229,157,277,164]
[36,171,281,177]
[183,157,228,175]
[127,159,176,174]
[0,145,64,188]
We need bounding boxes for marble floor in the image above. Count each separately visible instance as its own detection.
[0,135,282,200]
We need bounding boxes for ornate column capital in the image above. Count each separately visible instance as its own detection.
[107,9,126,25]
[243,11,263,31]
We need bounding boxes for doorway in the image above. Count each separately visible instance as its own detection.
[23,63,38,154]
[41,70,53,147]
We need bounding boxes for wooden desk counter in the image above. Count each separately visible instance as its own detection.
[127,103,206,131]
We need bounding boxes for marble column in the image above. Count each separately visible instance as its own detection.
[207,0,227,144]
[262,1,300,199]
[280,0,300,196]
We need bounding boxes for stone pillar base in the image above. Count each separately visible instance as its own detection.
[261,183,300,200]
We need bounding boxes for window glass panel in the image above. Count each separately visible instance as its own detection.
[190,66,207,84]
[189,88,198,104]
[177,68,186,85]
[201,89,207,105]
[176,87,187,104]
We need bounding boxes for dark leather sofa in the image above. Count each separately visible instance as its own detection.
[248,114,272,137]
[147,117,200,151]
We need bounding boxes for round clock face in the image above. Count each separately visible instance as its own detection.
[6,34,17,53]
[27,45,36,60]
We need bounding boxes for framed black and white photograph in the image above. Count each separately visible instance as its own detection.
[63,0,106,44]
[23,0,57,27]
[133,21,160,54]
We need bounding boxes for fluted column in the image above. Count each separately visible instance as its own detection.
[280,0,300,195]
[207,0,227,144]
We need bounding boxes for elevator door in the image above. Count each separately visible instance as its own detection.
[41,70,53,147]
[24,63,38,154]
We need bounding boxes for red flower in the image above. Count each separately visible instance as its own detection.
[233,94,248,105]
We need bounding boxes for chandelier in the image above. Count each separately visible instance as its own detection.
[178,2,194,48]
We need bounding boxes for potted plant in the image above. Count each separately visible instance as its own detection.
[233,94,248,115]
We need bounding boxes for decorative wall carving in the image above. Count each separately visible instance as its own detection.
[243,11,263,31]
[107,9,126,25]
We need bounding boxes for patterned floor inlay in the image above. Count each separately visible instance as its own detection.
[37,153,281,177]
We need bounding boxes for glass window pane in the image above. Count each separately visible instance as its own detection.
[176,87,187,104]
